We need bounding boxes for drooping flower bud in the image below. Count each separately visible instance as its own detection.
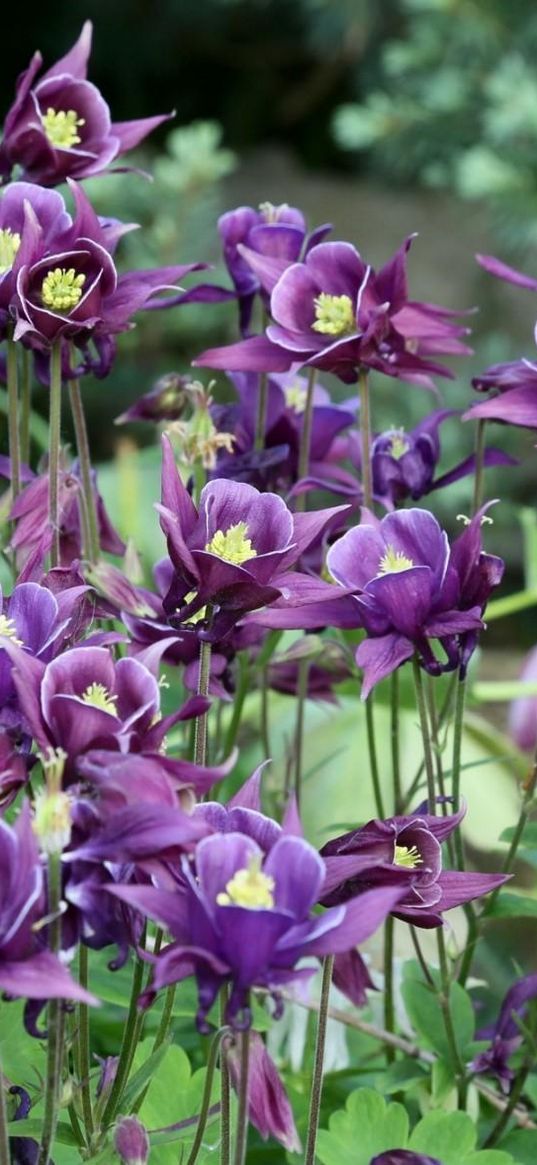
[114,1116,150,1164]
[223,1030,301,1152]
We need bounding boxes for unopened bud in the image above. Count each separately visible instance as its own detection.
[114,1115,150,1164]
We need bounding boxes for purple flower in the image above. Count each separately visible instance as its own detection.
[465,357,537,429]
[370,1154,441,1165]
[115,372,191,425]
[158,435,349,641]
[196,237,471,386]
[110,830,403,1030]
[471,972,537,1093]
[223,1029,301,1151]
[114,1116,150,1165]
[0,22,172,186]
[326,507,503,697]
[320,806,508,927]
[508,644,537,751]
[0,801,96,1007]
[0,181,71,338]
[219,201,331,334]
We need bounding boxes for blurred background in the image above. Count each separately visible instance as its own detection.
[5,0,537,629]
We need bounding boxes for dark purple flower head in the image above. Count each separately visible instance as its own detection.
[326,507,502,696]
[159,435,349,641]
[465,357,537,430]
[320,806,508,927]
[116,372,192,425]
[471,972,537,1093]
[111,829,403,1030]
[224,1029,301,1152]
[0,181,71,337]
[219,201,331,334]
[370,1154,441,1165]
[0,22,173,187]
[114,1116,150,1165]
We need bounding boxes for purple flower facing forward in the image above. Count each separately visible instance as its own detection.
[370,410,514,509]
[196,236,471,387]
[471,972,537,1093]
[0,802,96,1009]
[320,806,508,927]
[326,507,503,696]
[111,831,403,1030]
[158,435,348,641]
[0,22,172,187]
[219,201,331,334]
[0,181,71,338]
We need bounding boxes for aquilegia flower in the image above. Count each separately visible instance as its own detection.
[0,181,71,338]
[110,830,403,1030]
[0,21,172,186]
[471,972,537,1093]
[326,507,503,696]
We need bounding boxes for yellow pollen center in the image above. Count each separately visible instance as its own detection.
[312,292,355,337]
[41,267,86,312]
[0,228,21,275]
[378,544,414,575]
[205,522,257,565]
[179,590,207,625]
[0,614,23,646]
[388,430,410,460]
[41,107,86,149]
[216,856,275,910]
[81,683,118,715]
[394,844,423,869]
[285,383,307,414]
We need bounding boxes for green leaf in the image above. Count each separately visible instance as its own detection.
[500,1128,537,1164]
[0,999,46,1085]
[486,892,537,918]
[409,1110,476,1161]
[7,1119,78,1146]
[382,1057,429,1094]
[316,1088,408,1165]
[120,1040,171,1111]
[401,969,475,1060]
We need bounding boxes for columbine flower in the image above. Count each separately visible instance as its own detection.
[0,21,173,186]
[114,1116,150,1165]
[158,435,349,641]
[223,1029,301,1151]
[110,830,403,1030]
[0,181,71,338]
[326,507,503,697]
[370,1153,441,1165]
[471,972,537,1093]
[320,806,508,927]
[465,356,537,429]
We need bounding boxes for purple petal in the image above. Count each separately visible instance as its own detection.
[264,836,325,916]
[476,253,537,292]
[0,950,98,1004]
[194,335,293,372]
[463,385,537,429]
[356,634,414,698]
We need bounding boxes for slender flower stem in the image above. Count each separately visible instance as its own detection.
[410,926,435,987]
[77,945,94,1139]
[426,676,448,805]
[194,628,213,768]
[365,693,386,818]
[359,366,373,510]
[304,955,334,1165]
[20,347,32,466]
[451,672,467,873]
[412,656,436,814]
[186,1027,230,1165]
[296,367,316,511]
[232,1030,250,1165]
[48,342,63,569]
[37,852,63,1165]
[219,988,231,1165]
[436,928,467,1107]
[402,673,457,812]
[0,1049,10,1165]
[383,916,395,1063]
[293,656,310,811]
[100,937,147,1131]
[472,419,487,514]
[483,1058,532,1147]
[68,377,99,562]
[254,373,268,450]
[7,335,21,505]
[390,670,402,813]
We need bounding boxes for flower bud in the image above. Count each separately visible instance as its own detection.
[114,1116,150,1164]
[32,786,71,855]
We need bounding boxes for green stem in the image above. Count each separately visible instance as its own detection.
[296,367,316,511]
[304,955,334,1165]
[365,693,386,818]
[410,926,435,987]
[37,852,63,1165]
[232,1030,250,1165]
[77,945,94,1139]
[48,343,63,569]
[7,336,20,505]
[194,634,213,768]
[68,378,99,562]
[483,1058,532,1147]
[294,656,309,812]
[401,674,457,812]
[20,347,32,466]
[412,657,436,814]
[219,988,231,1165]
[0,1049,10,1165]
[390,670,402,813]
[436,928,467,1107]
[359,367,373,510]
[254,373,268,450]
[451,673,467,870]
[472,419,487,514]
[383,916,395,1063]
[100,939,147,1131]
[223,653,250,756]
[186,1027,230,1165]
[426,675,448,805]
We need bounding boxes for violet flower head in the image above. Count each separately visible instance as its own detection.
[320,806,508,927]
[465,356,537,430]
[326,507,503,697]
[114,1116,150,1165]
[111,830,403,1030]
[158,435,348,641]
[0,21,173,187]
[0,181,71,338]
[471,972,537,1093]
[224,1029,301,1152]
[370,1154,441,1165]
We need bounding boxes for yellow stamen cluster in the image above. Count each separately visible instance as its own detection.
[179,591,207,625]
[205,522,257,566]
[394,844,423,869]
[0,614,23,646]
[378,544,414,575]
[81,682,118,715]
[388,430,410,461]
[41,267,86,312]
[285,383,307,414]
[0,227,21,275]
[41,107,85,149]
[216,856,275,910]
[312,292,355,337]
